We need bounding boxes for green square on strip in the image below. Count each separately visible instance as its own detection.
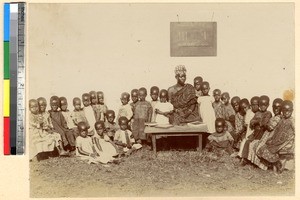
[4,42,10,79]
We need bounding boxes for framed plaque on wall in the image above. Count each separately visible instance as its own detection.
[170,22,217,57]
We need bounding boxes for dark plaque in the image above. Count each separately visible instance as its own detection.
[170,22,217,57]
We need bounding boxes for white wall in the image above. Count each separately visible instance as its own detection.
[28,3,294,112]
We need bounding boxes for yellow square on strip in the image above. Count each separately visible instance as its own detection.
[3,80,10,117]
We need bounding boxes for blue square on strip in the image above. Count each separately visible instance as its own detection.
[4,3,10,41]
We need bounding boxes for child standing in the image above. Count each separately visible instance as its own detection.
[247,98,283,170]
[70,97,89,128]
[117,92,133,121]
[93,121,118,159]
[197,81,216,133]
[29,99,68,161]
[240,95,272,164]
[221,92,235,133]
[150,86,160,122]
[89,91,100,121]
[205,118,234,154]
[49,96,74,151]
[76,121,111,164]
[105,110,120,141]
[154,89,173,124]
[257,100,294,173]
[82,93,96,136]
[114,117,142,155]
[238,98,254,157]
[212,89,225,119]
[37,97,53,132]
[231,96,245,149]
[132,87,153,144]
[59,96,77,151]
[130,89,139,112]
[194,76,203,97]
[96,91,108,121]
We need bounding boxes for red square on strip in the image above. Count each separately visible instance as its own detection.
[4,117,10,155]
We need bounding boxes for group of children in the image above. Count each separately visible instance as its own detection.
[193,77,294,173]
[29,77,294,172]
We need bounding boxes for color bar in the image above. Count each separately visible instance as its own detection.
[10,3,18,155]
[3,3,10,155]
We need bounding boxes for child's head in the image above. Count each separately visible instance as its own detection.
[29,99,39,114]
[259,95,270,112]
[50,96,60,111]
[94,121,105,137]
[37,97,47,113]
[281,100,293,119]
[272,98,283,116]
[194,76,203,91]
[250,96,260,113]
[82,93,91,107]
[231,96,241,113]
[200,81,210,96]
[239,98,250,116]
[118,116,129,131]
[120,92,130,105]
[221,92,230,105]
[138,87,147,101]
[106,110,115,123]
[97,91,104,104]
[159,89,169,103]
[215,118,226,133]
[73,97,82,111]
[150,86,159,101]
[77,121,88,138]
[213,89,221,102]
[89,91,97,105]
[59,97,68,111]
[131,89,139,104]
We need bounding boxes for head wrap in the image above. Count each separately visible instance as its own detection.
[174,65,187,76]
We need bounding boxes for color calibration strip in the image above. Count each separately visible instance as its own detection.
[3,3,26,155]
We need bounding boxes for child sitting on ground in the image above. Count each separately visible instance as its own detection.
[59,96,77,151]
[132,87,153,145]
[197,81,216,133]
[93,121,119,160]
[114,117,142,156]
[82,93,96,136]
[117,92,133,122]
[76,121,111,165]
[29,99,68,161]
[105,110,120,141]
[150,86,160,122]
[221,92,235,133]
[154,89,173,124]
[212,89,225,119]
[205,118,234,154]
[96,91,108,121]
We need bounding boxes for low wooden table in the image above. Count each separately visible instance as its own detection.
[144,124,208,154]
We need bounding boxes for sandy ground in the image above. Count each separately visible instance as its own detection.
[30,147,294,198]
